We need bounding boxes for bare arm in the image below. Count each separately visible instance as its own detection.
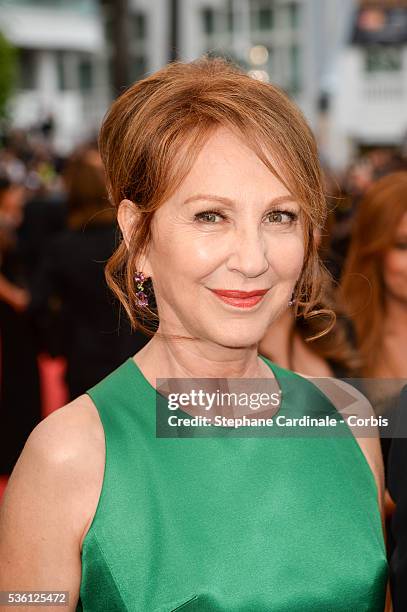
[0,396,104,612]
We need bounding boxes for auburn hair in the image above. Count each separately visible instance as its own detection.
[98,56,335,339]
[339,171,407,375]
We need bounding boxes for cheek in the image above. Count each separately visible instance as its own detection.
[267,234,305,279]
[150,231,217,280]
[146,223,218,302]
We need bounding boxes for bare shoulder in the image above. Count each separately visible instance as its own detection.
[26,393,104,464]
[16,393,104,500]
[0,393,105,554]
[297,373,385,516]
[0,394,105,606]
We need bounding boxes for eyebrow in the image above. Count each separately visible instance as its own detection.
[182,194,297,207]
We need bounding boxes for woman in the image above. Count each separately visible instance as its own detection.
[339,171,407,383]
[0,58,389,610]
[339,171,407,462]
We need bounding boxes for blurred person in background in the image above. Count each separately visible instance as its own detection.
[327,151,407,284]
[338,171,407,600]
[0,177,42,475]
[338,171,407,413]
[29,145,148,400]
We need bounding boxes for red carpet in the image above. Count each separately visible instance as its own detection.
[0,354,68,503]
[38,353,69,418]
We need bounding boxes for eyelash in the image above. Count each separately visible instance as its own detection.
[194,209,299,225]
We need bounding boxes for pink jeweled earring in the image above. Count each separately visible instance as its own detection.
[288,291,295,307]
[134,271,149,307]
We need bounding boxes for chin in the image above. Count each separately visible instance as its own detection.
[206,325,267,350]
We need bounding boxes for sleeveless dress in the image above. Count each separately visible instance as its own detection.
[76,355,388,611]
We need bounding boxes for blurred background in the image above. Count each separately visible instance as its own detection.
[0,0,407,500]
[1,0,407,166]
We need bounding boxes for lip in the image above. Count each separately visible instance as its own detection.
[211,289,269,298]
[209,288,270,309]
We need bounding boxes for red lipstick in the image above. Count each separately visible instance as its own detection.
[209,288,269,309]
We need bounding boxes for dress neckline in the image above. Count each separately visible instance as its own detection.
[126,353,286,417]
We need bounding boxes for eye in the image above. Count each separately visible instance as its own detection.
[264,210,298,224]
[194,210,226,224]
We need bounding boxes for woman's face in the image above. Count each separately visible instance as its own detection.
[131,126,305,348]
[383,211,407,305]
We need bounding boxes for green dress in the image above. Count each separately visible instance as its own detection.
[76,355,388,611]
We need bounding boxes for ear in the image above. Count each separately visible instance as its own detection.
[117,199,153,278]
[117,199,139,249]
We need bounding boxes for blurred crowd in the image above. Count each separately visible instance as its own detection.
[0,128,148,475]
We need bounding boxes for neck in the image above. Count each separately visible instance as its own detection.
[133,331,272,383]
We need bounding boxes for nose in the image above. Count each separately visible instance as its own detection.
[226,225,269,278]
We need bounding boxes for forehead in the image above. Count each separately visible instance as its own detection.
[172,126,292,203]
